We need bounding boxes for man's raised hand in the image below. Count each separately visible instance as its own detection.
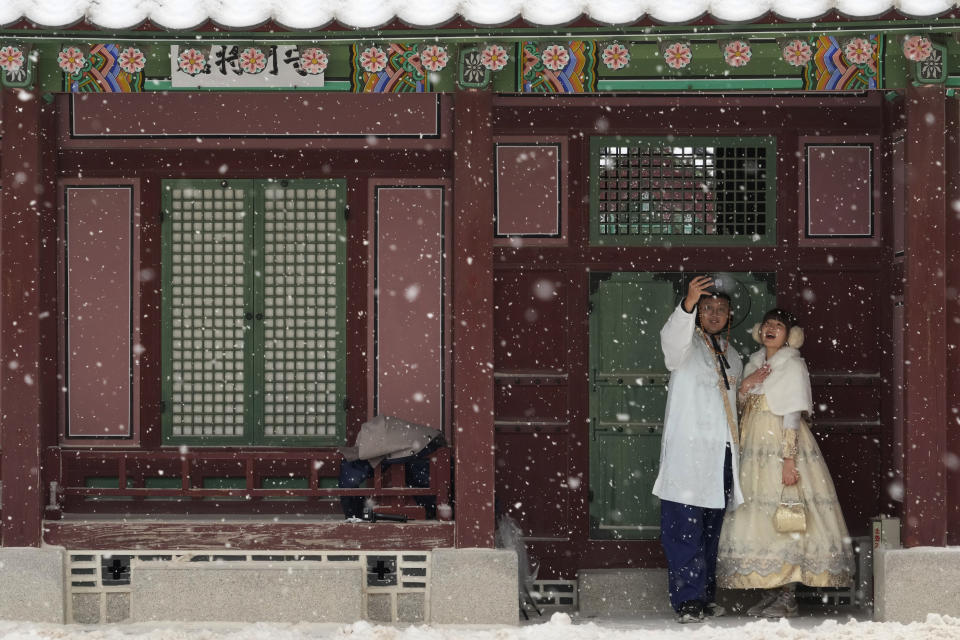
[683,275,714,312]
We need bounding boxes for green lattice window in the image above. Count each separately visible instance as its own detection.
[590,136,777,246]
[161,179,346,446]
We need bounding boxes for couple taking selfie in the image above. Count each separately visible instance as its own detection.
[653,275,855,623]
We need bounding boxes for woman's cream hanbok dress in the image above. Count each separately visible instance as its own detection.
[717,346,854,589]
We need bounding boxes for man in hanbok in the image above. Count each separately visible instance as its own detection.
[652,275,744,623]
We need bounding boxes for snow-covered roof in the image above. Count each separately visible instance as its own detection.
[0,0,954,31]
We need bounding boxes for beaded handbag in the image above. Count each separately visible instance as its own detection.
[774,484,807,533]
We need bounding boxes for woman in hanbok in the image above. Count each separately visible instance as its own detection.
[716,308,853,618]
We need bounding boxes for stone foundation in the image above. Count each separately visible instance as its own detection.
[874,547,960,622]
[0,547,65,623]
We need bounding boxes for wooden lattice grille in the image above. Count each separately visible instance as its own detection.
[260,184,343,440]
[167,185,250,441]
[162,179,346,446]
[591,136,776,246]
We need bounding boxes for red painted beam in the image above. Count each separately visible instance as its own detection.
[452,89,495,548]
[0,89,49,547]
[901,85,948,547]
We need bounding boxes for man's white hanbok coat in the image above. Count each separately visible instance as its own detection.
[652,304,745,510]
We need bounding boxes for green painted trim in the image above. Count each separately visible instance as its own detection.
[145,78,352,91]
[597,77,803,91]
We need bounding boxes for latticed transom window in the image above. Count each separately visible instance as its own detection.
[590,136,777,246]
[161,179,346,446]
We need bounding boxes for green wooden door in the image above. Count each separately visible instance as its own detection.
[161,179,346,446]
[588,271,775,539]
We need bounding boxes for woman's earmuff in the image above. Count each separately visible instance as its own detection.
[787,326,804,349]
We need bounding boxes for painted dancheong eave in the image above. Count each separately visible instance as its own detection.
[1,0,958,29]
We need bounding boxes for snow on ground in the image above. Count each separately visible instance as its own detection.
[1,612,960,640]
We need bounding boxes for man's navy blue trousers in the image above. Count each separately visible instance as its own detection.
[660,445,733,612]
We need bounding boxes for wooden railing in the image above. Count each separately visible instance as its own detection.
[49,447,451,520]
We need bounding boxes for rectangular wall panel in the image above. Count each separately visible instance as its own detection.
[65,186,136,438]
[374,186,446,430]
[804,143,874,237]
[70,93,441,138]
[496,144,560,236]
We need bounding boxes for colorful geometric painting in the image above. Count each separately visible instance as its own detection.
[351,43,429,93]
[518,41,598,93]
[803,35,882,91]
[64,44,144,93]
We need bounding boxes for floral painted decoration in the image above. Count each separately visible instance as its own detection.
[601,43,630,70]
[299,48,328,75]
[541,44,570,72]
[359,46,388,74]
[177,48,207,76]
[58,46,86,75]
[844,37,875,65]
[724,40,752,67]
[0,45,25,73]
[239,47,267,74]
[663,42,692,70]
[421,45,449,72]
[782,39,813,67]
[481,44,508,71]
[117,47,146,74]
[902,35,933,62]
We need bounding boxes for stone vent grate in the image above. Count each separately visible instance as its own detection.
[67,550,431,624]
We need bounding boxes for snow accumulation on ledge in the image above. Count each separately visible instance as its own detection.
[3,612,960,640]
[0,0,956,31]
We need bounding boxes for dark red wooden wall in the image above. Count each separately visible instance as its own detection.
[489,94,893,577]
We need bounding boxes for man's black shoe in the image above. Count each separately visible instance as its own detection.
[677,600,705,623]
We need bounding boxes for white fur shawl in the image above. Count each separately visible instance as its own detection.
[744,346,813,417]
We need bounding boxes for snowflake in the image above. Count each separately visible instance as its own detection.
[782,40,812,67]
[902,35,933,62]
[663,42,692,70]
[844,38,874,65]
[57,47,86,75]
[421,45,449,72]
[239,47,266,74]
[300,48,328,75]
[0,46,24,73]
[481,44,508,71]
[541,44,570,72]
[724,40,752,67]
[177,48,207,76]
[359,46,387,74]
[117,47,145,74]
[602,43,630,70]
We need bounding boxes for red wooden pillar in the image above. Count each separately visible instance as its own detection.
[0,89,49,546]
[452,89,495,547]
[949,98,960,546]
[901,85,948,546]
